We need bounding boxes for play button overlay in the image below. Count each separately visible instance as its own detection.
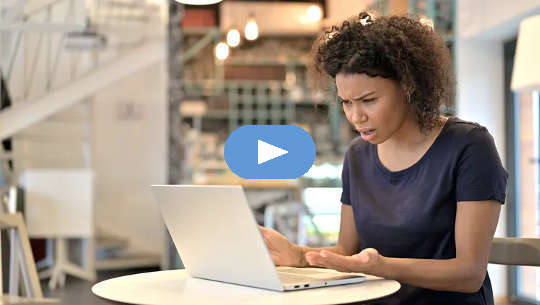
[258,140,288,164]
[225,125,316,179]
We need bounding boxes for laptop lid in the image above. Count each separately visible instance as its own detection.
[151,185,283,291]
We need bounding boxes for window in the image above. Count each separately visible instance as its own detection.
[504,39,540,304]
[302,187,342,245]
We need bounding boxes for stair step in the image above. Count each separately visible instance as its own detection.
[95,235,130,251]
[95,253,161,270]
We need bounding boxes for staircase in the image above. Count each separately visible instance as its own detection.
[0,39,165,141]
[1,0,166,273]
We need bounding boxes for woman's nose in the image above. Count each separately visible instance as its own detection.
[350,103,367,123]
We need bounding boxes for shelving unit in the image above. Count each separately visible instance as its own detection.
[225,82,296,131]
[182,80,344,150]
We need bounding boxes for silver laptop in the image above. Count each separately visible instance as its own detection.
[150,184,366,291]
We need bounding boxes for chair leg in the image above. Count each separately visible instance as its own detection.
[15,235,31,297]
[48,238,65,290]
[59,273,66,288]
[48,265,59,290]
[38,240,55,280]
[36,239,54,270]
[14,214,43,298]
[8,228,20,296]
[83,238,97,282]
[56,239,67,289]
[38,268,53,280]
[47,237,96,290]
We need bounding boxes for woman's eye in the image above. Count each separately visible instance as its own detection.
[337,97,350,105]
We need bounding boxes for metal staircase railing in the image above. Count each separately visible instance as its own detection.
[0,0,165,141]
[0,0,163,107]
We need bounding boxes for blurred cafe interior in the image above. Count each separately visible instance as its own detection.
[0,0,540,304]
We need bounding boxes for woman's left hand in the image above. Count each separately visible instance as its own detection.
[305,248,382,274]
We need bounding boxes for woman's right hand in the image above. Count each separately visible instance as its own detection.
[259,226,306,267]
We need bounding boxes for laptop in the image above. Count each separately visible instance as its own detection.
[150,184,366,291]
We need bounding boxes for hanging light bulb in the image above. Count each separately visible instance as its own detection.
[306,5,322,23]
[215,42,229,60]
[174,0,223,4]
[245,15,259,41]
[226,29,241,47]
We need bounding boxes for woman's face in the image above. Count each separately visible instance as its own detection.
[335,72,410,144]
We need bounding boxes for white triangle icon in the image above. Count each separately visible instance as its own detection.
[258,140,288,165]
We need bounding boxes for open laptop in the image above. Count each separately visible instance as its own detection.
[150,184,366,291]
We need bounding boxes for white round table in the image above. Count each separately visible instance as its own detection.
[92,269,401,305]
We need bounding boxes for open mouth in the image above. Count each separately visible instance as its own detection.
[359,129,376,141]
[360,129,375,135]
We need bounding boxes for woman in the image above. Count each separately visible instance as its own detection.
[260,12,508,305]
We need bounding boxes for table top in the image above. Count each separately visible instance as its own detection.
[92,269,401,305]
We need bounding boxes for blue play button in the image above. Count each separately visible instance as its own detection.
[224,125,316,179]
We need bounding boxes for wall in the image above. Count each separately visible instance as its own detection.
[325,0,370,26]
[219,0,370,36]
[458,0,540,40]
[92,61,167,254]
[456,0,540,299]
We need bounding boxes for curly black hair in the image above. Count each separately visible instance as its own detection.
[311,11,455,133]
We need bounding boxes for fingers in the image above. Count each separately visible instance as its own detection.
[261,234,273,250]
[352,251,370,264]
[259,226,276,238]
[259,227,272,245]
[259,226,269,235]
[305,250,377,273]
[305,251,323,267]
[320,251,354,272]
[353,248,379,265]
[305,250,352,272]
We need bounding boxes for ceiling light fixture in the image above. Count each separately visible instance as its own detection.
[227,29,241,47]
[245,15,259,41]
[306,5,322,23]
[215,42,229,60]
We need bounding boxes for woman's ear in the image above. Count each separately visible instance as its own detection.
[400,83,413,105]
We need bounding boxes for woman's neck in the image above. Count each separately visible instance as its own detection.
[380,115,446,153]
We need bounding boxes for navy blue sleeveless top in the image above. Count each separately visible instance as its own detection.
[340,117,508,305]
